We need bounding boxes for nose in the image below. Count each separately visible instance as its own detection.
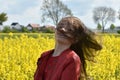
[57,27,66,32]
[60,27,66,32]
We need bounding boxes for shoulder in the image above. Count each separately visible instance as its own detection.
[37,49,54,65]
[65,49,80,60]
[40,49,54,57]
[63,49,81,64]
[69,50,81,63]
[61,49,81,69]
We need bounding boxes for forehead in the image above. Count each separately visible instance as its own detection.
[58,17,80,29]
[60,18,72,23]
[58,18,74,27]
[57,20,73,30]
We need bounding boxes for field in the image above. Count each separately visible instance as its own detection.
[0,33,120,80]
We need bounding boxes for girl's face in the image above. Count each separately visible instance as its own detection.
[55,17,86,45]
[55,30,73,45]
[55,20,75,44]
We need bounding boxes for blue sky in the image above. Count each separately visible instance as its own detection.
[0,0,120,29]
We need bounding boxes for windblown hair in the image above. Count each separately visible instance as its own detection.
[58,16,102,80]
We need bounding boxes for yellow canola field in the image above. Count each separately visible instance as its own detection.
[0,34,120,80]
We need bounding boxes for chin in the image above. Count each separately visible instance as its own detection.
[56,38,70,45]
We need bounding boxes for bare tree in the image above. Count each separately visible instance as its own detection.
[118,9,120,20]
[93,7,115,33]
[41,0,73,26]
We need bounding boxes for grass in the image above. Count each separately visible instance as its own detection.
[98,33,120,37]
[0,33,120,40]
[0,33,54,39]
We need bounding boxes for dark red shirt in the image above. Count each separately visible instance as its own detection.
[34,48,81,80]
[44,55,58,80]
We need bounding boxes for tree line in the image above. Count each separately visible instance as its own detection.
[0,0,120,33]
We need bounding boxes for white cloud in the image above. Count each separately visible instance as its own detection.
[5,5,41,26]
[3,0,42,26]
[0,0,16,12]
[60,0,66,1]
[2,0,120,28]
[92,0,120,10]
[78,10,96,29]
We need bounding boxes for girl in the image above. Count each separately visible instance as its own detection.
[34,16,102,80]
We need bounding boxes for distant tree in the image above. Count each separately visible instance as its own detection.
[2,26,11,33]
[32,28,39,33]
[93,7,115,33]
[21,26,29,32]
[97,23,102,30]
[41,0,73,26]
[43,28,54,33]
[110,24,115,31]
[0,12,8,25]
[117,30,120,34]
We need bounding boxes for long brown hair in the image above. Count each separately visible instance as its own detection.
[57,16,102,80]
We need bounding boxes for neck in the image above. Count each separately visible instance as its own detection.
[52,42,71,56]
